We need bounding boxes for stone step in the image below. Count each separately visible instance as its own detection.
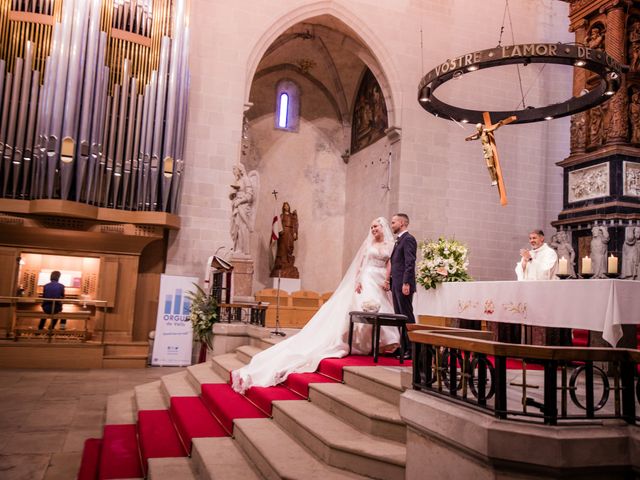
[191,437,263,480]
[103,341,149,356]
[161,370,199,399]
[309,382,406,443]
[273,400,405,480]
[105,390,136,425]
[102,355,148,368]
[235,344,264,364]
[186,362,225,394]
[234,418,366,480]
[134,380,168,412]
[211,352,246,381]
[148,456,196,479]
[342,366,407,406]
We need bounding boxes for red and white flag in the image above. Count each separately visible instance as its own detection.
[270,204,282,258]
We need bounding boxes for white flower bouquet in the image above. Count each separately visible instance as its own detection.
[361,300,381,313]
[186,283,218,350]
[416,238,472,290]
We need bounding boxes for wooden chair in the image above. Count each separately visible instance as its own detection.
[320,291,333,304]
[254,289,291,307]
[290,290,321,309]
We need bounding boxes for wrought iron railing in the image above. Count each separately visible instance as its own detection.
[409,328,640,425]
[217,302,267,327]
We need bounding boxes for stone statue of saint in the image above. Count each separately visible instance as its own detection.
[629,20,640,72]
[620,226,639,279]
[586,25,605,50]
[590,225,609,279]
[270,202,300,278]
[588,105,604,149]
[550,230,577,278]
[630,89,640,144]
[229,164,259,256]
[570,112,587,153]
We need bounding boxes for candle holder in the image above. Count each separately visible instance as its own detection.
[556,274,570,280]
[580,273,593,279]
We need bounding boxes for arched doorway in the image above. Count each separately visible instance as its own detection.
[244,14,395,293]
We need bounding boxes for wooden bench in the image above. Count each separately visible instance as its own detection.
[13,310,92,342]
[348,311,408,363]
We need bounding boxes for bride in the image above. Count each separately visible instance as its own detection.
[231,217,400,393]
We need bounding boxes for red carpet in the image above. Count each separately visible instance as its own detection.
[201,383,267,434]
[80,353,411,479]
[99,424,142,480]
[284,372,338,398]
[170,397,228,452]
[137,410,187,474]
[572,329,589,347]
[245,385,304,415]
[318,355,411,381]
[77,438,101,480]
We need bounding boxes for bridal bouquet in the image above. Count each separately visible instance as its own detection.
[186,283,218,351]
[417,238,472,290]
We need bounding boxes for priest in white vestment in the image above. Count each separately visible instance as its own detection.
[515,229,558,280]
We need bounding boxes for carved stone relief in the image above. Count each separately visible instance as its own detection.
[623,161,640,197]
[568,163,609,202]
[570,112,587,154]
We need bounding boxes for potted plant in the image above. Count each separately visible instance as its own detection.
[186,283,218,363]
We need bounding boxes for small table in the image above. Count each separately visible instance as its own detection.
[348,311,408,363]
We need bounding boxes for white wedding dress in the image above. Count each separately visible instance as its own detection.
[231,217,400,394]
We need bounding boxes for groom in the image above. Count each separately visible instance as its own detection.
[388,213,417,357]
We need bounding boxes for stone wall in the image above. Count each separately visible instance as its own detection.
[166,0,572,290]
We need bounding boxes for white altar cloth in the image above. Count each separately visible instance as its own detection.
[415,280,640,347]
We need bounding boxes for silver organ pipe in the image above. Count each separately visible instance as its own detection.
[111,58,130,207]
[60,0,89,200]
[3,58,23,196]
[84,33,107,203]
[21,70,40,198]
[76,0,102,202]
[149,36,170,210]
[103,84,119,207]
[0,0,191,213]
[0,70,10,195]
[12,42,34,197]
[121,79,138,209]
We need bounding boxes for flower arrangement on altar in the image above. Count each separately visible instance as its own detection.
[186,283,218,355]
[416,238,472,290]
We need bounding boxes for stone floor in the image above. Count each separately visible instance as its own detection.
[0,366,185,480]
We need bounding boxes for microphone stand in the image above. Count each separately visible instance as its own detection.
[272,271,286,337]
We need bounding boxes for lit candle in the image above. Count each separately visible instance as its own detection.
[558,256,568,275]
[607,254,618,274]
[582,256,592,275]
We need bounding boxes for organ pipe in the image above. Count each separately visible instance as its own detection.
[0,0,190,213]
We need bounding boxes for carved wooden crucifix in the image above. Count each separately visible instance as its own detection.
[465,112,517,206]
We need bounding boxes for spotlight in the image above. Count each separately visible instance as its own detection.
[544,116,553,120]
[604,72,619,96]
[466,65,478,72]
[461,119,469,123]
[419,87,430,102]
[574,59,586,67]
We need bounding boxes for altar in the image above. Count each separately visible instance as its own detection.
[415,279,640,347]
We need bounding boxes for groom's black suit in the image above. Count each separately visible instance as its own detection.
[390,231,417,342]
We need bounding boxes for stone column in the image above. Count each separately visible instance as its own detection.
[604,3,629,144]
[230,255,254,302]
